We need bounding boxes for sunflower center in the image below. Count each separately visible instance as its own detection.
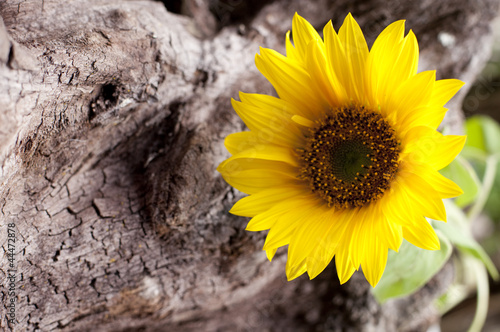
[299,105,400,209]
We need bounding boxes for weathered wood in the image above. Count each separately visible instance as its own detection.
[0,0,498,330]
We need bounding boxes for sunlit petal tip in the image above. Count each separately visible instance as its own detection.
[245,215,273,232]
[343,12,358,25]
[338,268,356,285]
[341,13,366,40]
[418,69,436,81]
[403,221,441,250]
[228,204,244,216]
[336,253,357,284]
[383,19,405,36]
[421,233,441,251]
[405,30,419,51]
[266,248,277,262]
[216,160,227,173]
[244,224,259,232]
[393,19,406,27]
[258,47,272,59]
[292,12,322,59]
[322,20,334,35]
[286,260,307,281]
[292,12,308,27]
[306,258,328,280]
[254,51,261,62]
[434,135,467,170]
[366,273,383,288]
[237,91,247,100]
[364,267,384,288]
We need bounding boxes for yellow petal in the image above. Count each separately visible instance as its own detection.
[348,207,370,270]
[231,97,302,146]
[374,210,403,252]
[324,21,359,103]
[406,163,463,198]
[395,79,464,131]
[391,30,419,83]
[291,114,315,128]
[429,79,465,107]
[365,20,406,107]
[306,209,356,279]
[256,48,323,114]
[224,143,299,167]
[224,131,258,155]
[263,218,298,250]
[219,168,298,195]
[380,179,416,227]
[402,217,441,250]
[397,170,447,222]
[387,70,435,128]
[266,248,278,262]
[306,254,329,280]
[381,176,441,250]
[286,258,307,281]
[245,202,289,232]
[287,206,334,270]
[337,13,369,103]
[230,185,306,217]
[262,198,321,250]
[398,105,448,131]
[402,126,466,170]
[361,236,388,287]
[304,38,343,109]
[285,30,300,62]
[291,13,321,60]
[335,240,357,284]
[239,92,300,116]
[218,157,298,178]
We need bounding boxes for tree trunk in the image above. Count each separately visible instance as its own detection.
[0,0,498,331]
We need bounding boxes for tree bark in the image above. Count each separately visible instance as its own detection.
[0,0,498,331]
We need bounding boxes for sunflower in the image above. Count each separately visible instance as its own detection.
[217,13,466,287]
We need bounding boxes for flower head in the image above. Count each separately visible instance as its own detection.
[218,13,466,287]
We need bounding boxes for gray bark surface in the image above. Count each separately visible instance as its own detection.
[0,0,498,331]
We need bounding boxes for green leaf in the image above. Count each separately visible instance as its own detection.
[467,155,499,221]
[482,158,500,221]
[372,231,452,303]
[439,156,481,208]
[465,115,500,154]
[434,200,499,280]
[480,117,500,154]
[465,116,487,152]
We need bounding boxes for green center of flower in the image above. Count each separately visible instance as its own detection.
[299,105,400,209]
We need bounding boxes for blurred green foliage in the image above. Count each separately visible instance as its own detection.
[462,115,500,221]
